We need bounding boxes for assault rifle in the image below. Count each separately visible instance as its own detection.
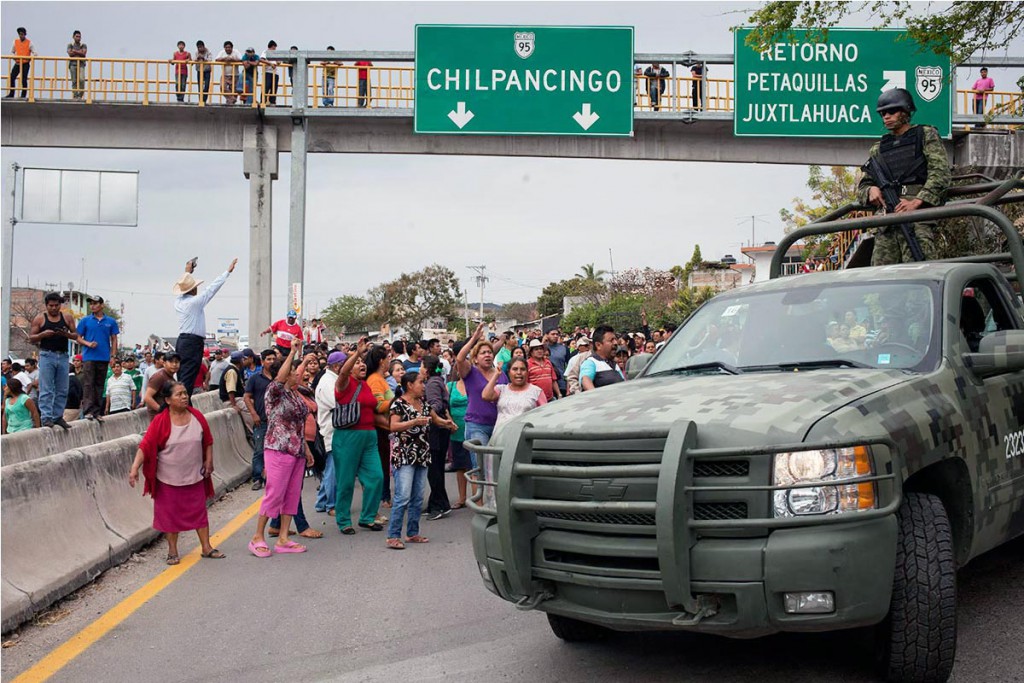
[864,155,926,262]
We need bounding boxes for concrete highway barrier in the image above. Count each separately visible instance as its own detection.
[0,405,253,633]
[0,392,224,467]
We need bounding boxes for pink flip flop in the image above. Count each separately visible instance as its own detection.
[274,540,307,554]
[248,540,271,558]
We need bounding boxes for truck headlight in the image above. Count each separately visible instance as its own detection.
[773,446,876,517]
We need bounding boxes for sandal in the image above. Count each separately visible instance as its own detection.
[248,540,272,558]
[166,554,180,565]
[386,538,405,550]
[359,522,384,531]
[405,535,430,543]
[451,502,467,510]
[340,527,356,535]
[274,540,307,554]
[202,548,226,559]
[298,529,323,539]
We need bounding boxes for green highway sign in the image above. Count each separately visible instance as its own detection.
[734,28,952,138]
[414,25,634,136]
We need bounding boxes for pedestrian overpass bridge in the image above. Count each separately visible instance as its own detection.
[3,51,1022,345]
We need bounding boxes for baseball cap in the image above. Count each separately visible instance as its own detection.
[327,351,347,365]
[576,337,592,346]
[73,353,83,360]
[528,339,544,349]
[86,295,105,304]
[240,348,256,359]
[287,309,298,318]
[230,351,244,362]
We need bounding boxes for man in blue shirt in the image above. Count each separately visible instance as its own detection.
[545,327,569,395]
[172,257,237,401]
[76,296,120,421]
[243,349,278,490]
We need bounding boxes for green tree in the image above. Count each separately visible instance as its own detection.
[536,278,606,317]
[678,245,704,288]
[576,263,608,282]
[780,165,860,256]
[321,294,375,334]
[368,264,461,340]
[670,286,718,325]
[744,2,1024,67]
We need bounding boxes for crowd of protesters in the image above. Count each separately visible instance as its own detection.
[1,279,668,561]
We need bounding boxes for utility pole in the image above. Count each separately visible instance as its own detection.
[464,289,469,337]
[467,265,488,324]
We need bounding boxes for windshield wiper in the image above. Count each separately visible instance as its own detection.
[741,359,873,372]
[649,361,742,376]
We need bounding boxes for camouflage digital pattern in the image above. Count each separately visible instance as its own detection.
[472,260,1024,639]
[857,124,951,266]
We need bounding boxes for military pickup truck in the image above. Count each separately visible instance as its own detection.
[466,176,1024,683]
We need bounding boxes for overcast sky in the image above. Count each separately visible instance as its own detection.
[2,1,1020,344]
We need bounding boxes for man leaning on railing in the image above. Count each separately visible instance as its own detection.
[5,26,35,99]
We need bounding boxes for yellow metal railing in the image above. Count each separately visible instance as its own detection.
[2,55,1020,121]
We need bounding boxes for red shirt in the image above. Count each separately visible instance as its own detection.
[527,357,558,401]
[194,362,208,389]
[335,378,378,430]
[173,50,191,76]
[355,60,372,80]
[270,320,303,349]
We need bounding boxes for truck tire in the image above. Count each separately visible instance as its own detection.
[547,613,608,642]
[877,492,957,683]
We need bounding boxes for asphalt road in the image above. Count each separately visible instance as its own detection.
[3,475,1022,683]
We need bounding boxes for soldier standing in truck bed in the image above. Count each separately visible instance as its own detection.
[857,88,951,265]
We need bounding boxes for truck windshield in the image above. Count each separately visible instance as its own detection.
[646,281,941,374]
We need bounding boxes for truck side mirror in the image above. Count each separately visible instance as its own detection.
[962,330,1024,377]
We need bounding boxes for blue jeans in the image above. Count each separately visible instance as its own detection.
[323,77,335,107]
[464,421,493,467]
[252,422,267,481]
[38,350,70,423]
[315,444,336,512]
[388,465,427,539]
[270,496,309,533]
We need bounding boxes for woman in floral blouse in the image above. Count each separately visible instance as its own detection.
[248,345,315,557]
[386,371,436,549]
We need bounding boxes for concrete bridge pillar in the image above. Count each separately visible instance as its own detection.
[243,125,278,348]
[953,130,1024,178]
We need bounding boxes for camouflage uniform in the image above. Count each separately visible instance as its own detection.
[857,124,950,265]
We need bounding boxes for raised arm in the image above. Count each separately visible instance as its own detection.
[481,370,501,403]
[275,344,297,383]
[457,323,485,379]
[335,338,367,394]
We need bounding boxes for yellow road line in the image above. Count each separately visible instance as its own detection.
[12,497,262,683]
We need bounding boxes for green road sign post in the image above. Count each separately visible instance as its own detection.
[734,28,952,138]
[414,25,634,136]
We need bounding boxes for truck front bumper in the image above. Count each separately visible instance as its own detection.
[472,513,897,638]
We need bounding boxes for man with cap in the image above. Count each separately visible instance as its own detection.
[526,338,561,402]
[76,295,120,421]
[208,348,230,393]
[857,88,950,266]
[564,337,593,395]
[314,350,346,514]
[172,257,237,403]
[261,311,304,357]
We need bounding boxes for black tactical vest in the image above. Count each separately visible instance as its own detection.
[878,125,927,185]
[218,365,238,402]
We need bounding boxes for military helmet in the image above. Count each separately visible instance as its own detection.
[876,88,917,115]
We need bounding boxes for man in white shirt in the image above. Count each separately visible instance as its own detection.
[259,40,279,105]
[313,351,344,514]
[172,257,237,404]
[208,349,230,391]
[104,360,136,414]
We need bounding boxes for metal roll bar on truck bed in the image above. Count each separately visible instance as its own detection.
[769,173,1024,280]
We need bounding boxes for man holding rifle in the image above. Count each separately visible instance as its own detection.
[857,88,950,265]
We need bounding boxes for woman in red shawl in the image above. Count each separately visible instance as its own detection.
[129,382,225,564]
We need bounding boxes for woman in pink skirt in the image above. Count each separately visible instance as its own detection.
[129,382,225,564]
[248,344,315,557]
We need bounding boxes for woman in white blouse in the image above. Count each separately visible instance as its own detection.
[481,357,547,428]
